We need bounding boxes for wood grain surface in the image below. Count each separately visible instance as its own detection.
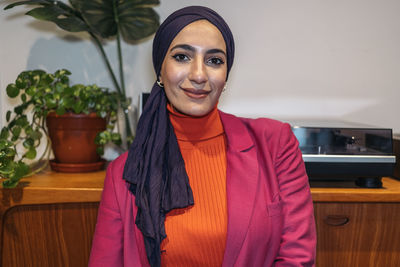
[311,177,400,202]
[0,168,105,267]
[314,202,400,267]
[2,203,99,267]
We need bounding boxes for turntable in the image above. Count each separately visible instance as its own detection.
[290,121,396,188]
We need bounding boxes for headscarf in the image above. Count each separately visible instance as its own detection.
[122,6,235,267]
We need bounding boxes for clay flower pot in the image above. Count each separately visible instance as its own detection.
[46,112,106,172]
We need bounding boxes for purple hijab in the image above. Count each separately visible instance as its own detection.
[123,6,235,267]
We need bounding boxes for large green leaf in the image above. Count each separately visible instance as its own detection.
[6,84,19,98]
[71,0,160,41]
[27,6,89,32]
[4,0,51,10]
[5,0,89,33]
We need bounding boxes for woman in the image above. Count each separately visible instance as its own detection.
[89,6,316,267]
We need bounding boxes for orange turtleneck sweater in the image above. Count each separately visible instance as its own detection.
[160,105,228,267]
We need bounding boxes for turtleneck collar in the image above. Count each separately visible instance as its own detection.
[167,104,224,142]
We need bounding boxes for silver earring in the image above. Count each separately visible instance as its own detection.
[222,85,227,92]
[157,80,164,88]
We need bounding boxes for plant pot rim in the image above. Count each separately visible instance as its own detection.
[47,112,100,118]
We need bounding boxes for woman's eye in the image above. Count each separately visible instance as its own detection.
[172,54,189,62]
[207,57,224,66]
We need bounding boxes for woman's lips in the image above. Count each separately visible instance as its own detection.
[182,88,210,99]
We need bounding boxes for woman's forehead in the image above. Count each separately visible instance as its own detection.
[169,20,227,52]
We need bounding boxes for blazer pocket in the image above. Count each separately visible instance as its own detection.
[266,201,282,217]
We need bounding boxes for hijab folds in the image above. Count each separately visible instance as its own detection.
[122,6,235,267]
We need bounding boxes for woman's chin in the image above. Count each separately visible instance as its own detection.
[175,104,215,117]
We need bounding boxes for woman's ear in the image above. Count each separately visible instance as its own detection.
[157,76,164,88]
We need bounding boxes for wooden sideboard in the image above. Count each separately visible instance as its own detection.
[0,169,104,267]
[1,169,400,266]
[312,179,400,266]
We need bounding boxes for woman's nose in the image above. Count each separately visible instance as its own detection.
[188,56,207,84]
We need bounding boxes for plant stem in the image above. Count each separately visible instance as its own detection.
[25,136,51,177]
[124,107,133,144]
[90,33,123,96]
[117,32,125,97]
[112,0,133,144]
[91,32,134,145]
[113,0,126,97]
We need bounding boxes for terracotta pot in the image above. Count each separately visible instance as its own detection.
[46,112,106,165]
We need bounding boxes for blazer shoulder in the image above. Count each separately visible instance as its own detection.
[105,151,129,191]
[109,151,129,171]
[219,110,291,141]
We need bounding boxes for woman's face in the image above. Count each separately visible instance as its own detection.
[160,20,228,117]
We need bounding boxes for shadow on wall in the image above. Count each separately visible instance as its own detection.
[343,97,400,134]
[27,36,111,87]
[26,35,155,101]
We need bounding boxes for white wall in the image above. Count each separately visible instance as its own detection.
[1,0,400,133]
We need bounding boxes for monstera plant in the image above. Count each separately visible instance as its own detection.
[4,0,160,147]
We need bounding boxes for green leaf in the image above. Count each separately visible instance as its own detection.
[26,6,60,20]
[55,69,71,77]
[2,180,20,188]
[6,111,11,122]
[56,106,66,115]
[118,7,160,42]
[54,17,90,32]
[111,133,122,145]
[29,130,42,140]
[11,126,22,139]
[2,161,30,188]
[95,131,110,145]
[16,77,28,89]
[39,74,54,87]
[0,140,8,150]
[4,1,52,10]
[27,4,88,30]
[25,148,37,159]
[72,102,84,114]
[73,0,160,41]
[15,116,28,127]
[4,147,16,159]
[26,86,36,96]
[23,138,35,149]
[55,82,65,93]
[14,100,32,115]
[0,128,9,139]
[10,1,90,33]
[63,96,75,109]
[96,146,104,155]
[45,95,57,109]
[21,93,27,103]
[64,86,74,95]
[6,84,19,98]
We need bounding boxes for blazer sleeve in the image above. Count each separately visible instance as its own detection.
[89,161,124,267]
[274,123,316,266]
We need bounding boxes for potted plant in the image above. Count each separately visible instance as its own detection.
[0,69,121,188]
[4,0,160,148]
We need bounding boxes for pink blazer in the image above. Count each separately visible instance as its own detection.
[89,111,316,267]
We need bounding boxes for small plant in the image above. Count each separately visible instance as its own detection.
[0,69,121,188]
[4,0,161,145]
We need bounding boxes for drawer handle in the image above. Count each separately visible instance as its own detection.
[324,215,349,226]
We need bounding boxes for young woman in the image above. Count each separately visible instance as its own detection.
[89,6,316,267]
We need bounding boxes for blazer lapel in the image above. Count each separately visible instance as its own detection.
[219,111,259,266]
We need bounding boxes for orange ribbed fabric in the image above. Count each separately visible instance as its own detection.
[161,104,227,267]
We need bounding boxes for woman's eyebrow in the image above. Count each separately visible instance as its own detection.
[170,44,226,57]
[206,48,226,57]
[170,44,195,52]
